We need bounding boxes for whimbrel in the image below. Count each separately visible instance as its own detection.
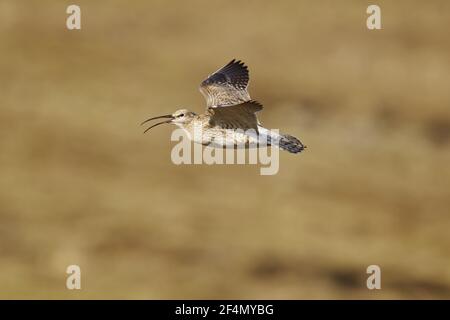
[142,59,306,153]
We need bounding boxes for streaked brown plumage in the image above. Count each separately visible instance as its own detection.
[142,59,306,153]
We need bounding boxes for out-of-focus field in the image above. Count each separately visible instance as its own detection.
[1,0,450,299]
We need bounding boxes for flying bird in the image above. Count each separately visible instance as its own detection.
[142,59,306,153]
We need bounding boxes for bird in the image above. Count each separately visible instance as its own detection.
[141,59,306,153]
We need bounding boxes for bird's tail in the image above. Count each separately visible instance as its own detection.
[258,127,306,154]
[278,134,306,154]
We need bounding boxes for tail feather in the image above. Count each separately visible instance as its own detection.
[278,134,306,153]
[258,127,306,154]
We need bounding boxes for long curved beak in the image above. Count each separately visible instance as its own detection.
[141,115,174,133]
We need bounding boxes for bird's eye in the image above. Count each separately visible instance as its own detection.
[179,113,184,117]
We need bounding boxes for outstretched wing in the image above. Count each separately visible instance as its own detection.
[199,59,251,108]
[207,100,263,131]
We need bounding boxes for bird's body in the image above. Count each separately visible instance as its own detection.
[142,59,306,153]
[174,115,293,151]
[176,117,251,148]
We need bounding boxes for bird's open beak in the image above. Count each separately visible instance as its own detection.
[141,115,174,133]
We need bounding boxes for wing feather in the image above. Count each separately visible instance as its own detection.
[207,100,263,131]
[199,59,251,107]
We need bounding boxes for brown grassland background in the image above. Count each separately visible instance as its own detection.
[1,0,450,299]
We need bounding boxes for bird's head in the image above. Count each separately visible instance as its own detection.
[171,109,196,124]
[141,109,196,133]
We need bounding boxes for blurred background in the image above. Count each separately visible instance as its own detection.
[1,0,449,299]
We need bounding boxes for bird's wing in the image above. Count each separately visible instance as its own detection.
[199,59,251,108]
[207,100,263,131]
